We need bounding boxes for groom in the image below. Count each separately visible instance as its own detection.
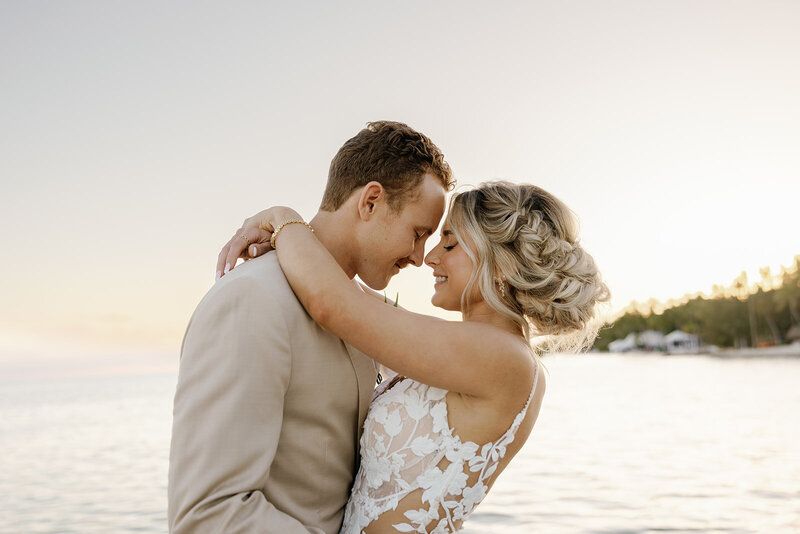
[168,121,452,533]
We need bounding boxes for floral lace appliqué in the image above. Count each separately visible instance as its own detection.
[340,363,539,533]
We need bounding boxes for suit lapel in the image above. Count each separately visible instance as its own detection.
[342,342,377,458]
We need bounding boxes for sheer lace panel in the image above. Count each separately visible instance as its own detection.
[341,363,539,533]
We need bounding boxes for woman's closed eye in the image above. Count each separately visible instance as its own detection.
[443,243,457,251]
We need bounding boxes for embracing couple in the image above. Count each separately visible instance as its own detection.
[168,121,608,533]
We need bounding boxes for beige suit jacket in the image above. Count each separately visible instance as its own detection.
[168,253,376,534]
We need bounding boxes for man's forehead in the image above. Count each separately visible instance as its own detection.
[406,192,445,221]
[395,174,445,227]
[421,200,446,233]
[406,209,441,233]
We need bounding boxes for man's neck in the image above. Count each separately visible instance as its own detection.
[309,210,358,279]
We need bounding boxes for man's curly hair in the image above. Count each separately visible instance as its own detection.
[320,121,454,212]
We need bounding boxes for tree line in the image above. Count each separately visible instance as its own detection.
[594,255,800,351]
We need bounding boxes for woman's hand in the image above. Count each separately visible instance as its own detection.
[215,207,301,280]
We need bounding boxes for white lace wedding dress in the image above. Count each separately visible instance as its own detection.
[340,362,539,533]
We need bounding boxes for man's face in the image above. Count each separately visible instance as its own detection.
[357,173,447,290]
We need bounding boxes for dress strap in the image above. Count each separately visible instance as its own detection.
[504,358,540,437]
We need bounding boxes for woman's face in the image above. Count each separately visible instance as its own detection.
[424,221,479,312]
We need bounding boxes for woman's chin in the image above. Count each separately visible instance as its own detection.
[430,294,459,312]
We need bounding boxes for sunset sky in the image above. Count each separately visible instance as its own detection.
[1,1,798,379]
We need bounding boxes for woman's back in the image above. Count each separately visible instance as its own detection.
[342,361,544,534]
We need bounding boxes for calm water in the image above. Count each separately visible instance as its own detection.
[0,354,798,533]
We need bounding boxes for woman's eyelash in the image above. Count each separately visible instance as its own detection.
[443,244,456,251]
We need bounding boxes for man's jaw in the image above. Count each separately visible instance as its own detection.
[392,259,414,275]
[378,260,414,287]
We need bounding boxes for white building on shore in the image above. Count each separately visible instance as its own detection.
[665,330,700,354]
[607,329,700,354]
[608,333,637,353]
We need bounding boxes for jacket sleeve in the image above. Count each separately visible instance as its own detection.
[168,276,324,534]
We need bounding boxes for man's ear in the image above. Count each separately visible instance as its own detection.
[356,181,386,221]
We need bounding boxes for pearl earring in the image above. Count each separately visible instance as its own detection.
[496,277,506,298]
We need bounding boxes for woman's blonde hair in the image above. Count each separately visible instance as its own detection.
[447,181,610,352]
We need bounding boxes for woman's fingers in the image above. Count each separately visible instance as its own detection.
[248,242,271,259]
[215,230,247,279]
[215,211,278,280]
[216,237,235,279]
[222,229,250,276]
[217,227,272,279]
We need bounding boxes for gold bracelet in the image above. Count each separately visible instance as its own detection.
[270,220,314,249]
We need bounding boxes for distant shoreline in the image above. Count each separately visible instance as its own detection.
[711,344,800,358]
[598,343,800,358]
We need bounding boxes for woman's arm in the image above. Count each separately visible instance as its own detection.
[357,282,400,307]
[269,208,534,400]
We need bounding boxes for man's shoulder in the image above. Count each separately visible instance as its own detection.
[197,253,300,312]
[181,254,309,352]
[220,252,286,285]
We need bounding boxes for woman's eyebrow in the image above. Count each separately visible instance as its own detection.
[441,229,453,237]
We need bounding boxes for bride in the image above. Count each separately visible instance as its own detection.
[220,181,608,533]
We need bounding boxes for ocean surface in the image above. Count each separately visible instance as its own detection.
[1,353,798,533]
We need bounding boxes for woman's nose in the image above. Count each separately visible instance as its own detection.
[424,248,438,267]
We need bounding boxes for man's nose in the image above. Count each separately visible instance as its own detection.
[401,254,420,269]
[407,242,426,267]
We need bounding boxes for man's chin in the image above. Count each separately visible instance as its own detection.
[360,274,390,291]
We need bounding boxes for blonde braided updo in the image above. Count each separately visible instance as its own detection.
[447,181,610,351]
